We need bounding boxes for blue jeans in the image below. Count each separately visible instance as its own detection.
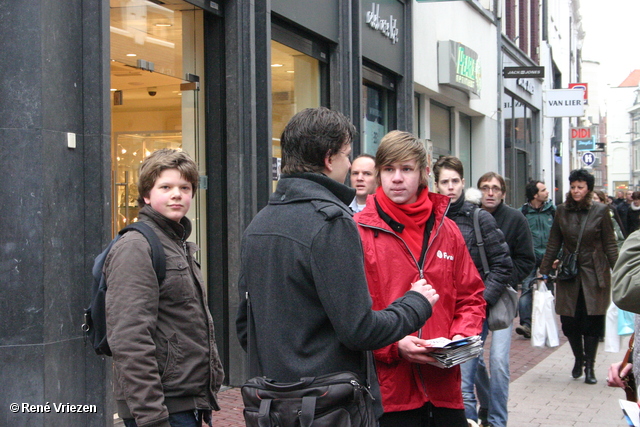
[461,321,512,427]
[518,269,537,327]
[124,410,212,427]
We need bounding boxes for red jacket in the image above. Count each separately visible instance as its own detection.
[355,192,485,412]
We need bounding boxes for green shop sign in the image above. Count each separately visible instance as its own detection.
[438,40,481,96]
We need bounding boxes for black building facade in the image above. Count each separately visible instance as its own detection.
[0,0,414,425]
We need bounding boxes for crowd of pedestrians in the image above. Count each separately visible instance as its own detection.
[104,108,639,427]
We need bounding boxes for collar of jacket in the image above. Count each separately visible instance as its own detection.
[564,191,593,211]
[446,194,467,217]
[522,200,555,213]
[139,204,191,241]
[273,173,356,208]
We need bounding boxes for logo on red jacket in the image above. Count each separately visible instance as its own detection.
[437,250,454,261]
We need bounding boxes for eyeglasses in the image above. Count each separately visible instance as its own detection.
[479,185,502,194]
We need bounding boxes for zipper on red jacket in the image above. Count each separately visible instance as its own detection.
[358,205,449,401]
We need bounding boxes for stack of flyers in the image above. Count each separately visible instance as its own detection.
[422,335,483,368]
[620,399,640,426]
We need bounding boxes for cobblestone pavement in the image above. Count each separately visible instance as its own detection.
[210,319,632,426]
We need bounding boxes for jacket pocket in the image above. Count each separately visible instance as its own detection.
[162,256,196,302]
[592,253,610,289]
[159,333,181,385]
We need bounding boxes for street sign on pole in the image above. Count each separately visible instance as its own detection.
[581,151,596,167]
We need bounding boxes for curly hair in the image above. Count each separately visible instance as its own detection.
[568,169,594,191]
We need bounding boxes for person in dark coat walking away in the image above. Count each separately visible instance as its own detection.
[539,169,618,385]
[625,191,640,235]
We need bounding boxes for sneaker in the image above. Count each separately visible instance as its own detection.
[516,324,531,339]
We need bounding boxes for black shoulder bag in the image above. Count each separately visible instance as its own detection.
[473,208,518,331]
[557,208,590,281]
[240,293,377,427]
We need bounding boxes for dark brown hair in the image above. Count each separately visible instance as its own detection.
[137,149,199,206]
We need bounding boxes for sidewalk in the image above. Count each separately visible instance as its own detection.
[212,326,632,426]
[508,334,629,426]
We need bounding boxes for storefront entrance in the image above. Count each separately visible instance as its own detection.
[109,0,207,263]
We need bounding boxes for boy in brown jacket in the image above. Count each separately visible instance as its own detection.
[105,149,224,427]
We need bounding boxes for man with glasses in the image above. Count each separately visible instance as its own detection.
[467,172,535,427]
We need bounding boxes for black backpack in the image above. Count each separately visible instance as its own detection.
[82,222,166,356]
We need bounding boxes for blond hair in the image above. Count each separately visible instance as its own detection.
[375,131,429,190]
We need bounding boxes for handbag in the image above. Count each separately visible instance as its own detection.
[241,293,377,427]
[241,372,376,427]
[531,280,560,347]
[488,286,519,331]
[556,209,590,281]
[472,209,518,331]
[620,334,638,402]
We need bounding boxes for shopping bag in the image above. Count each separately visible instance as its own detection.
[531,281,560,348]
[605,301,621,353]
[619,309,635,336]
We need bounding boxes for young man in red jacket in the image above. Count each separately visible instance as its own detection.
[354,131,486,427]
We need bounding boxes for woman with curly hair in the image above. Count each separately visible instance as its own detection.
[539,169,618,384]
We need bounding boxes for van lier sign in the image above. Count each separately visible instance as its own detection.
[544,89,585,117]
[366,3,399,44]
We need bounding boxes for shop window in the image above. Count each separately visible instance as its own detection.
[504,92,536,205]
[271,40,321,189]
[430,101,451,157]
[459,113,472,178]
[362,66,396,154]
[270,24,328,191]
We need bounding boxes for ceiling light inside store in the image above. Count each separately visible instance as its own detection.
[155,23,172,27]
[126,53,137,57]
[286,70,294,73]
[271,63,283,67]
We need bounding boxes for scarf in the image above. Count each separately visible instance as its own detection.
[375,186,433,260]
[446,194,466,218]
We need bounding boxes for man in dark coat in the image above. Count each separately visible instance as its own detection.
[473,172,535,427]
[235,107,439,419]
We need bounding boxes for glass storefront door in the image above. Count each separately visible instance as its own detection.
[109,0,206,263]
[270,40,321,191]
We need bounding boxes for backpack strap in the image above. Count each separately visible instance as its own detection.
[120,222,166,283]
[473,208,490,276]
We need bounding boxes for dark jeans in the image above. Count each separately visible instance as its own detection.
[124,410,212,427]
[379,402,467,427]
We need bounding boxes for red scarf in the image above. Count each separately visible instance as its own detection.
[375,186,433,260]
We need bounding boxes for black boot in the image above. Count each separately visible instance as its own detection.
[566,334,584,379]
[583,335,599,385]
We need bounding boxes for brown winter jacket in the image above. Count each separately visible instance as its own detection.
[539,194,618,316]
[105,205,224,427]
